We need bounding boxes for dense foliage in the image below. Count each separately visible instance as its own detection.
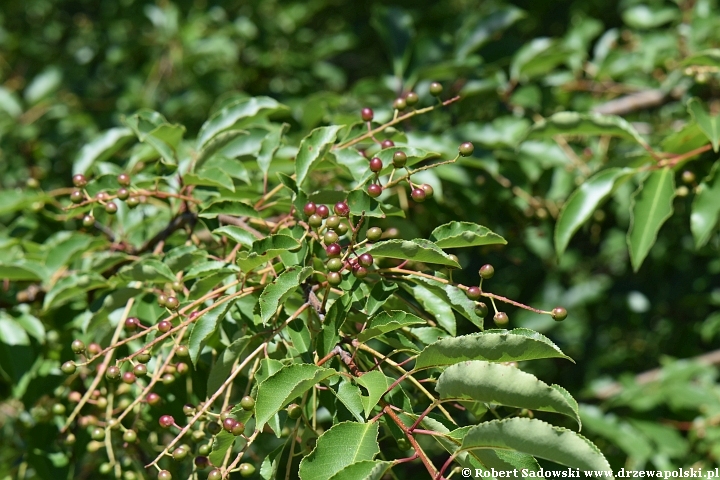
[2,0,720,478]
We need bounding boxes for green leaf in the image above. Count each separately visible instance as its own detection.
[326,461,392,480]
[198,200,260,219]
[410,276,484,330]
[257,123,288,174]
[414,329,572,370]
[456,7,525,59]
[12,310,45,344]
[365,280,398,316]
[403,282,456,336]
[627,168,675,271]
[43,273,107,311]
[333,378,365,422]
[0,260,47,281]
[460,418,612,473]
[0,190,51,217]
[188,298,236,365]
[73,127,134,175]
[184,168,235,191]
[688,98,720,152]
[299,421,380,480]
[580,405,654,461]
[365,239,460,267]
[208,431,235,466]
[346,189,386,218]
[681,49,720,68]
[430,222,507,248]
[117,259,177,283]
[436,361,580,427]
[260,443,285,480]
[213,226,257,247]
[511,38,569,82]
[259,267,312,325]
[295,125,344,191]
[184,261,240,280]
[525,112,650,149]
[195,130,248,171]
[622,5,678,29]
[357,310,425,343]
[555,168,634,257]
[255,364,336,430]
[251,235,301,256]
[122,110,185,165]
[355,370,392,417]
[197,96,286,148]
[207,336,260,394]
[0,314,30,346]
[691,162,720,248]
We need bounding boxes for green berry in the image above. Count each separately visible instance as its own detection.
[105,202,118,215]
[117,173,131,186]
[421,184,434,199]
[70,190,84,204]
[459,142,474,157]
[336,221,349,236]
[165,296,179,310]
[52,403,66,415]
[287,403,302,419]
[71,339,86,354]
[323,230,339,245]
[72,174,88,188]
[493,312,509,325]
[393,98,406,110]
[99,463,113,475]
[176,345,189,357]
[133,364,147,376]
[240,396,255,411]
[366,227,382,242]
[551,307,568,322]
[158,470,172,480]
[126,196,140,208]
[157,293,168,307]
[208,470,223,480]
[429,82,443,96]
[327,272,342,286]
[308,214,323,228]
[474,302,488,318]
[479,264,494,279]
[325,215,341,229]
[231,421,245,436]
[405,92,418,106]
[682,171,695,184]
[326,258,343,272]
[198,444,211,455]
[117,187,130,200]
[82,215,95,227]
[173,447,188,460]
[137,351,151,364]
[123,429,137,443]
[91,427,106,441]
[239,463,256,477]
[392,151,407,168]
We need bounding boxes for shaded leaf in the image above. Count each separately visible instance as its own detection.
[299,422,379,480]
[688,97,720,152]
[188,298,236,365]
[117,259,177,283]
[207,335,261,394]
[259,267,312,325]
[213,226,257,247]
[295,125,344,191]
[357,310,425,343]
[199,200,260,219]
[430,222,507,248]
[257,123,288,174]
[333,379,365,422]
[691,161,720,248]
[526,112,650,149]
[456,7,525,59]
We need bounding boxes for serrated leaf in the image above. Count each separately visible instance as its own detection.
[207,335,261,394]
[430,222,507,248]
[414,329,572,370]
[691,162,720,248]
[257,123,288,174]
[260,443,285,480]
[195,130,249,171]
[197,96,286,148]
[357,310,425,343]
[403,282,456,336]
[123,110,185,165]
[73,127,134,175]
[365,239,460,267]
[332,148,371,183]
[251,234,301,255]
[199,200,260,219]
[43,273,107,311]
[460,418,611,473]
[333,378,365,422]
[259,267,312,325]
[526,112,650,149]
[346,189,385,218]
[295,125,344,191]
[627,168,675,271]
[188,299,235,365]
[410,276,484,330]
[437,361,580,427]
[255,364,336,430]
[299,422,379,480]
[555,168,635,257]
[355,370,392,417]
[208,431,235,466]
[184,168,235,191]
[689,98,720,152]
[213,226,257,247]
[326,461,392,480]
[184,261,240,280]
[117,259,177,283]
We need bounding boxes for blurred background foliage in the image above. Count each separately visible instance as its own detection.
[2,0,720,477]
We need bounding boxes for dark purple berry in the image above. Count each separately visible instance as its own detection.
[334,201,349,217]
[466,286,481,300]
[411,188,426,202]
[316,205,330,218]
[358,253,373,267]
[367,184,382,198]
[158,320,172,333]
[326,243,342,258]
[303,202,316,216]
[369,157,383,172]
[381,139,395,149]
[361,107,374,122]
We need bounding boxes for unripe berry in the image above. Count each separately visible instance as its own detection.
[105,202,118,215]
[429,82,443,96]
[316,204,330,218]
[358,253,373,267]
[137,351,151,363]
[327,272,342,286]
[480,264,494,279]
[381,139,395,149]
[466,286,481,300]
[308,214,323,228]
[475,302,488,318]
[91,427,106,441]
[162,373,175,384]
[52,403,66,415]
[183,404,196,416]
[551,307,568,322]
[157,293,168,307]
[117,173,131,186]
[158,470,172,480]
[231,421,245,436]
[392,151,407,168]
[326,215,341,229]
[369,157,383,172]
[122,371,136,384]
[126,196,139,208]
[165,296,179,310]
[146,392,161,406]
[87,342,101,356]
[393,98,406,110]
[158,320,172,333]
[303,202,316,216]
[421,184,434,199]
[353,266,368,279]
[326,258,343,272]
[323,230,339,245]
[493,312,509,325]
[405,92,419,106]
[133,364,147,376]
[208,470,223,480]
[106,366,121,380]
[71,339,86,354]
[287,403,302,419]
[682,171,695,184]
[361,107,374,122]
[326,243,342,258]
[100,463,112,475]
[176,362,189,375]
[82,215,95,227]
[198,444,212,455]
[123,429,137,443]
[336,221,349,236]
[334,201,350,217]
[172,447,188,460]
[159,415,175,428]
[70,190,84,204]
[207,421,221,435]
[239,463,256,477]
[240,396,255,411]
[117,187,130,200]
[72,174,88,188]
[366,227,383,242]
[411,188,426,202]
[459,142,474,157]
[367,184,382,198]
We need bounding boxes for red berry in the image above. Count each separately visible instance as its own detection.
[72,174,88,188]
[361,107,374,122]
[369,157,383,172]
[326,243,342,258]
[159,415,175,428]
[87,343,101,355]
[106,366,121,380]
[122,371,136,384]
[381,139,395,149]
[117,173,131,186]
[231,421,245,436]
[316,205,329,218]
[466,286,481,300]
[494,312,509,325]
[105,202,118,214]
[303,202,317,216]
[411,188,426,202]
[358,253,373,267]
[367,184,382,198]
[124,317,139,331]
[223,417,237,432]
[146,392,161,406]
[334,201,350,217]
[158,320,172,333]
[165,296,179,310]
[158,470,172,480]
[353,266,368,279]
